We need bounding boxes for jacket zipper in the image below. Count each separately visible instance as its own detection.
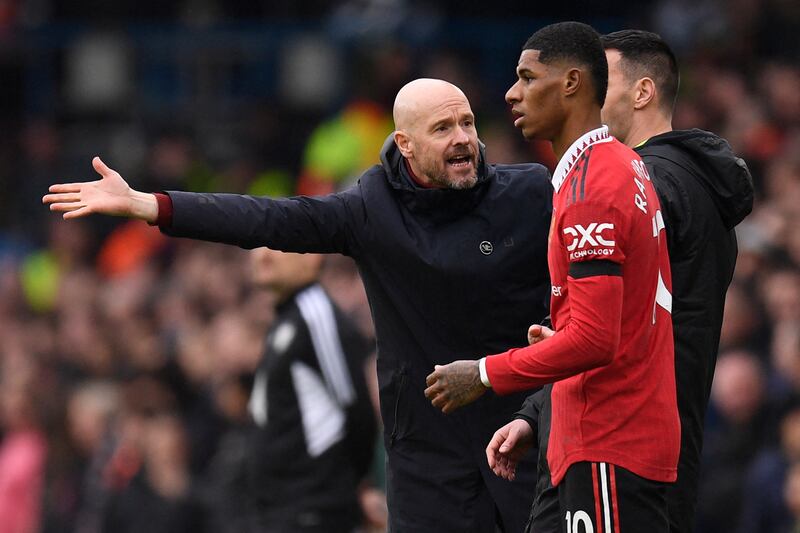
[389,366,407,447]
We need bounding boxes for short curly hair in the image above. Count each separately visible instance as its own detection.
[523,21,608,107]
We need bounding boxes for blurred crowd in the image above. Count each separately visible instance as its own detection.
[0,1,798,532]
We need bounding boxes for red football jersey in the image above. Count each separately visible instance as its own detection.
[485,127,680,485]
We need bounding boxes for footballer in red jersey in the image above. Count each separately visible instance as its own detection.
[425,22,680,532]
[485,124,679,486]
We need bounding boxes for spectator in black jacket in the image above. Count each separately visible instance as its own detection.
[43,78,553,532]
[485,30,754,533]
[102,413,205,533]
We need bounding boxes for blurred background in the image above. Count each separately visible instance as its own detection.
[0,0,798,532]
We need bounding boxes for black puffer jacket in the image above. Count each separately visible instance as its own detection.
[161,135,553,530]
[163,136,552,435]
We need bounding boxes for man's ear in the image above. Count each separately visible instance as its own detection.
[634,77,657,110]
[564,68,582,97]
[394,130,414,158]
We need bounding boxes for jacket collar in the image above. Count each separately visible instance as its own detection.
[378,133,493,216]
[552,126,612,193]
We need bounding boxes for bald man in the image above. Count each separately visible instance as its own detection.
[44,79,553,532]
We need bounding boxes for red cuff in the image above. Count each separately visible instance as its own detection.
[151,193,173,228]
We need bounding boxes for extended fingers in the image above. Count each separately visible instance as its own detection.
[43,192,82,205]
[48,183,86,194]
[49,202,86,213]
[61,206,92,219]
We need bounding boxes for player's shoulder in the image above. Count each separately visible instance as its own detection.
[589,138,643,177]
[581,139,646,195]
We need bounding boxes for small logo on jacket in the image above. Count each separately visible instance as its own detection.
[479,241,493,255]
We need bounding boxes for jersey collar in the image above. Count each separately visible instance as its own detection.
[551,126,612,193]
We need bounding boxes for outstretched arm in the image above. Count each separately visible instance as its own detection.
[43,157,158,222]
[44,157,365,256]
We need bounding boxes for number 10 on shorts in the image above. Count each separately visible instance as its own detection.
[565,510,594,533]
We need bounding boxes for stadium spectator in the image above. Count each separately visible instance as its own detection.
[0,358,47,533]
[698,350,772,533]
[101,413,204,533]
[737,398,800,533]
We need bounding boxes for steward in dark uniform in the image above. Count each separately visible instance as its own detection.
[246,283,376,532]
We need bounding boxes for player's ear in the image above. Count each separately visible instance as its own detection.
[564,68,582,97]
[394,130,414,158]
[633,77,656,110]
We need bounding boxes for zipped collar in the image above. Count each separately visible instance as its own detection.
[552,126,612,193]
[377,133,493,217]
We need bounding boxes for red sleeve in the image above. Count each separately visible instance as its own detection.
[485,273,623,395]
[560,198,627,267]
[150,192,173,228]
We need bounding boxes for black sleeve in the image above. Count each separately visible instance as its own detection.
[514,388,544,435]
[162,185,365,257]
[646,162,690,259]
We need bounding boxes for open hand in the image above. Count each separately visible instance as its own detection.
[486,419,534,481]
[424,360,486,414]
[43,157,157,222]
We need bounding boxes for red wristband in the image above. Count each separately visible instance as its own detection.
[151,193,173,228]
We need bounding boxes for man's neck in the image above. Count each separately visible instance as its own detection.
[622,113,673,149]
[404,158,440,189]
[552,107,603,160]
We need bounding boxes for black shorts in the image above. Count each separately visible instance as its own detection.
[558,462,669,533]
